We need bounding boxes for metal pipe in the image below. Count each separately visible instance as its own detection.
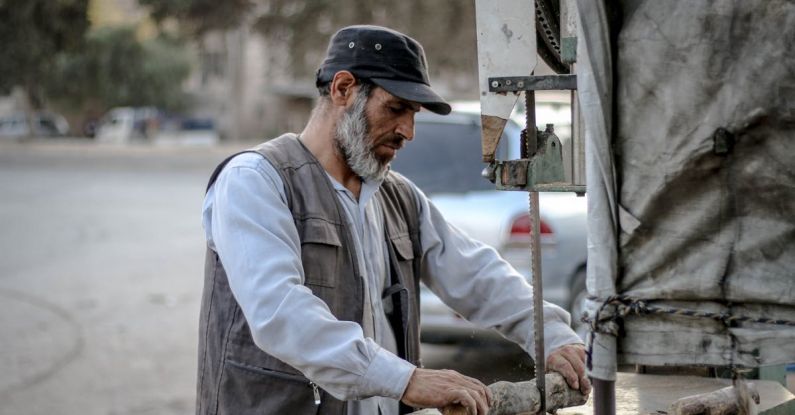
[592,378,616,415]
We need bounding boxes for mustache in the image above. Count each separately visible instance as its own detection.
[374,134,407,150]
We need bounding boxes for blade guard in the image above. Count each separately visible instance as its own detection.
[475,0,537,162]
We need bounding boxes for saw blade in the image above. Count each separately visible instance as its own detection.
[530,191,546,412]
[526,88,546,412]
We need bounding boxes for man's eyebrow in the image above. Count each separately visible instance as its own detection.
[391,99,421,112]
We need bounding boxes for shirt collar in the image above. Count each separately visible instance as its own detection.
[326,173,384,206]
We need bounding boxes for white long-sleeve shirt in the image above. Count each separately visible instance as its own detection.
[202,151,582,414]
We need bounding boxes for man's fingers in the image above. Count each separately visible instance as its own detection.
[546,344,592,395]
[484,381,493,407]
[459,373,492,408]
[451,389,478,415]
[455,385,489,415]
[562,345,590,395]
[446,372,490,411]
[474,386,490,415]
[548,352,579,390]
[402,368,491,413]
[564,347,586,382]
[574,344,587,360]
[580,374,592,395]
[560,358,580,390]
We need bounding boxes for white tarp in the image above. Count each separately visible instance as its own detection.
[580,0,795,381]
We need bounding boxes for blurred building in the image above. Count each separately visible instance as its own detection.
[188,26,480,142]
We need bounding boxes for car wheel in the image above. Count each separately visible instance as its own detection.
[568,269,589,341]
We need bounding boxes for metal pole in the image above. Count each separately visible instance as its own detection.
[593,378,616,415]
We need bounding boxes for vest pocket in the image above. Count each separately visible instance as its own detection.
[389,234,416,286]
[226,360,308,382]
[387,234,420,364]
[389,234,415,260]
[219,359,320,414]
[299,219,342,288]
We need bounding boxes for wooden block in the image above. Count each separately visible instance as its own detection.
[558,373,795,415]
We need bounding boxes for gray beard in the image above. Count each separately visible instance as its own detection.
[333,90,390,182]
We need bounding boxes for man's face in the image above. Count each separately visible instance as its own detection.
[334,85,419,182]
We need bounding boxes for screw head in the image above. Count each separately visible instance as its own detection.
[481,164,497,183]
[517,81,525,88]
[491,80,499,88]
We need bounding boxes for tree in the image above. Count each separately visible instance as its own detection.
[0,0,89,109]
[138,0,253,35]
[45,27,192,118]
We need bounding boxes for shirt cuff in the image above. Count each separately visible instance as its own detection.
[357,346,416,400]
[529,320,584,361]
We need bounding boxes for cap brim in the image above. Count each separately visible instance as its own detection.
[370,78,451,115]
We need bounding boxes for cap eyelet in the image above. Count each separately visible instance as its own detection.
[375,43,382,51]
[348,42,355,48]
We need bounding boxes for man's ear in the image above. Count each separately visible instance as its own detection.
[329,71,357,107]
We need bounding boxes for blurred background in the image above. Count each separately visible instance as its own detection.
[1,0,491,143]
[0,1,587,414]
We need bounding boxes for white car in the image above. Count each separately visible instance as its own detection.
[0,112,69,139]
[390,110,588,344]
[95,107,160,143]
[96,107,220,145]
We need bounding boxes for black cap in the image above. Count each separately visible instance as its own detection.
[316,25,451,115]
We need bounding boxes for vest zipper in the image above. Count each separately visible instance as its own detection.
[400,287,413,363]
[310,381,321,405]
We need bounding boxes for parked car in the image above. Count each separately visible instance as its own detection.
[95,107,160,143]
[389,110,588,344]
[0,112,69,139]
[95,107,220,145]
[153,116,220,146]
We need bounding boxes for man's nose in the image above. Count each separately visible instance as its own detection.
[396,114,415,141]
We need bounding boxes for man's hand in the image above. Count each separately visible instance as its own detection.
[401,368,493,415]
[546,343,591,395]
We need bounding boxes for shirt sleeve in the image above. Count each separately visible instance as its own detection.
[405,179,583,360]
[202,152,415,401]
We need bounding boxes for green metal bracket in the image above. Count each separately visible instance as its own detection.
[493,128,583,192]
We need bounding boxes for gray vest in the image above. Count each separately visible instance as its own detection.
[196,134,422,415]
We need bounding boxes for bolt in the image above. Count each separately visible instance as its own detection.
[517,81,525,88]
[481,164,497,183]
[491,80,500,88]
[506,79,512,85]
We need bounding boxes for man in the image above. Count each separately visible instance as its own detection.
[198,25,589,415]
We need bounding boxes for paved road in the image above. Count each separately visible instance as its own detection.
[0,140,236,415]
[0,140,536,415]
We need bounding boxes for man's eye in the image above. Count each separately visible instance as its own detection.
[389,106,403,113]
